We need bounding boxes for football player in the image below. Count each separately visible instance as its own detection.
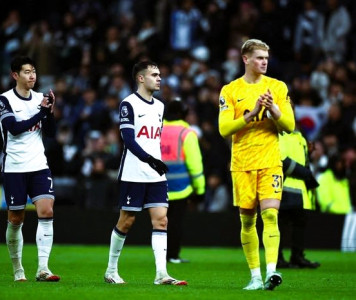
[218,39,295,290]
[1,56,59,282]
[104,61,187,286]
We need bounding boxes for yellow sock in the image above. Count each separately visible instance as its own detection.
[261,208,280,268]
[240,214,260,270]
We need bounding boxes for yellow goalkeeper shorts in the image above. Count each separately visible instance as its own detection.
[232,166,283,209]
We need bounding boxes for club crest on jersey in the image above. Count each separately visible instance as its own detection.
[121,106,129,117]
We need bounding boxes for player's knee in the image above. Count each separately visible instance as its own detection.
[35,198,54,218]
[8,210,25,225]
[8,216,24,225]
[240,213,257,230]
[37,206,54,218]
[119,215,135,232]
[261,208,278,225]
[152,215,167,230]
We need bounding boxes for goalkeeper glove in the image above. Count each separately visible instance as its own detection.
[147,155,168,176]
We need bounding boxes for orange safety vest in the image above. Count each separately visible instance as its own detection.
[161,124,192,194]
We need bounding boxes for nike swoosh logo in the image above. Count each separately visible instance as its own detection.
[242,242,250,245]
[237,98,245,102]
[269,235,279,238]
[138,114,145,117]
[15,110,22,112]
[274,191,281,193]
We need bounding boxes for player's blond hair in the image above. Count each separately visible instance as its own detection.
[241,39,269,55]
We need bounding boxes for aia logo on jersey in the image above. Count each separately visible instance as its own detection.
[137,126,161,139]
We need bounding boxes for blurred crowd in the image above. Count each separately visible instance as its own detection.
[0,0,355,213]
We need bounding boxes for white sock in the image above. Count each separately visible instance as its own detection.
[107,228,126,273]
[6,222,24,272]
[267,262,277,275]
[36,218,54,271]
[251,267,262,279]
[152,230,168,276]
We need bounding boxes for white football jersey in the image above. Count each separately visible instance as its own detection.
[118,92,166,182]
[0,88,48,172]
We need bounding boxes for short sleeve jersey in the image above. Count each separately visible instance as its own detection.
[219,75,292,171]
[0,88,48,172]
[118,92,166,182]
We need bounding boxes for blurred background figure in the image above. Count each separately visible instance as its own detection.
[0,10,25,75]
[201,171,230,213]
[321,0,351,63]
[161,98,205,263]
[81,130,119,210]
[169,0,206,58]
[317,153,353,251]
[278,129,320,268]
[340,147,356,252]
[293,0,323,74]
[45,121,82,205]
[317,154,352,214]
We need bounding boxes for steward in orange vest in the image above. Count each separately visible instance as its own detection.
[161,99,205,263]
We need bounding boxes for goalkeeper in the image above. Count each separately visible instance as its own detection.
[218,39,295,291]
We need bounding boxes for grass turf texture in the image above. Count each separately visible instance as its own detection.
[0,245,355,300]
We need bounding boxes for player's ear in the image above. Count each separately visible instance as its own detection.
[11,72,19,81]
[242,54,249,65]
[137,73,144,83]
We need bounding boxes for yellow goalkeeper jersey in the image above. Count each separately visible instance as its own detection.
[219,75,294,171]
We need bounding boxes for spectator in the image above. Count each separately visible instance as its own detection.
[0,10,26,76]
[203,172,231,212]
[106,73,132,101]
[53,12,82,72]
[100,25,127,66]
[22,20,56,78]
[203,0,229,66]
[137,19,161,62]
[321,0,351,63]
[293,0,323,73]
[317,154,352,214]
[45,121,82,205]
[71,88,105,145]
[309,140,328,178]
[81,130,117,209]
[320,102,354,150]
[253,0,289,63]
[170,0,206,56]
[310,61,330,100]
[221,47,241,84]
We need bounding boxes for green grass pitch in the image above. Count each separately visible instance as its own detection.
[0,245,355,300]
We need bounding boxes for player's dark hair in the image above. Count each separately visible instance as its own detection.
[10,56,36,73]
[164,99,189,121]
[132,60,158,81]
